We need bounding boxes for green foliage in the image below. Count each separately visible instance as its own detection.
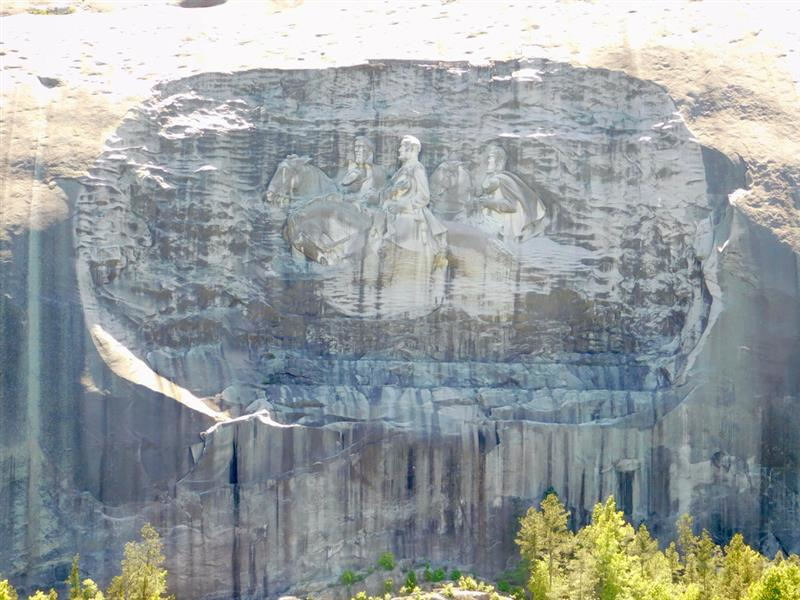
[377,552,396,571]
[495,560,528,589]
[422,566,445,583]
[457,576,477,591]
[398,585,421,596]
[745,561,800,600]
[26,591,57,600]
[585,496,635,599]
[516,490,573,597]
[349,593,390,600]
[719,533,766,600]
[509,587,526,600]
[456,576,494,593]
[67,555,82,600]
[528,560,550,600]
[680,583,703,600]
[7,494,800,600]
[106,524,172,600]
[509,493,800,600]
[63,555,102,600]
[80,580,103,600]
[1,580,19,600]
[404,570,417,590]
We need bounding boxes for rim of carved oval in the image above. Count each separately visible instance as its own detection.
[74,59,717,416]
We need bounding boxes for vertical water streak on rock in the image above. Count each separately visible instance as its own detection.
[230,429,241,600]
[24,227,41,580]
[24,92,47,580]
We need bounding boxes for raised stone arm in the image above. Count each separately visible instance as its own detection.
[339,165,364,187]
[384,172,415,212]
[477,174,516,213]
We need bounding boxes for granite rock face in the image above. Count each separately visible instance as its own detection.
[1,59,798,599]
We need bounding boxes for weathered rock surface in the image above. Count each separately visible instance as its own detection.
[1,55,798,600]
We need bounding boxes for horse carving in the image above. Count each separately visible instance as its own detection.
[266,154,376,265]
[429,160,474,221]
[265,155,338,207]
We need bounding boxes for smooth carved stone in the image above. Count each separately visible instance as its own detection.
[267,136,555,318]
[265,155,337,207]
[430,159,474,220]
[378,135,448,256]
[465,144,548,242]
[269,135,450,315]
[284,198,372,266]
[338,136,387,203]
[74,59,715,368]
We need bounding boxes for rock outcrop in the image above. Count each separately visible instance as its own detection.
[1,58,798,600]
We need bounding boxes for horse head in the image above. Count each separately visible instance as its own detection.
[266,155,337,206]
[266,155,314,205]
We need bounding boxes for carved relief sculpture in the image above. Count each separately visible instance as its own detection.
[338,136,387,204]
[378,135,447,256]
[466,144,547,241]
[429,159,474,221]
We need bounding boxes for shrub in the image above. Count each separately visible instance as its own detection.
[404,570,417,590]
[457,576,494,594]
[423,565,433,582]
[399,585,421,596]
[458,576,477,591]
[383,579,394,595]
[449,569,461,582]
[340,570,357,587]
[378,552,396,571]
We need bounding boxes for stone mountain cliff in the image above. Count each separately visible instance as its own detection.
[1,58,798,600]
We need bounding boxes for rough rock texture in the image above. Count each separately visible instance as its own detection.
[1,3,798,600]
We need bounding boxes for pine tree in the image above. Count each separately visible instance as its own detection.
[583,496,635,600]
[67,556,82,600]
[677,514,699,582]
[745,560,800,600]
[515,491,572,599]
[564,530,596,600]
[665,541,683,583]
[630,524,659,579]
[717,533,765,600]
[694,530,721,599]
[106,524,172,600]
[528,561,550,600]
[676,514,722,597]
